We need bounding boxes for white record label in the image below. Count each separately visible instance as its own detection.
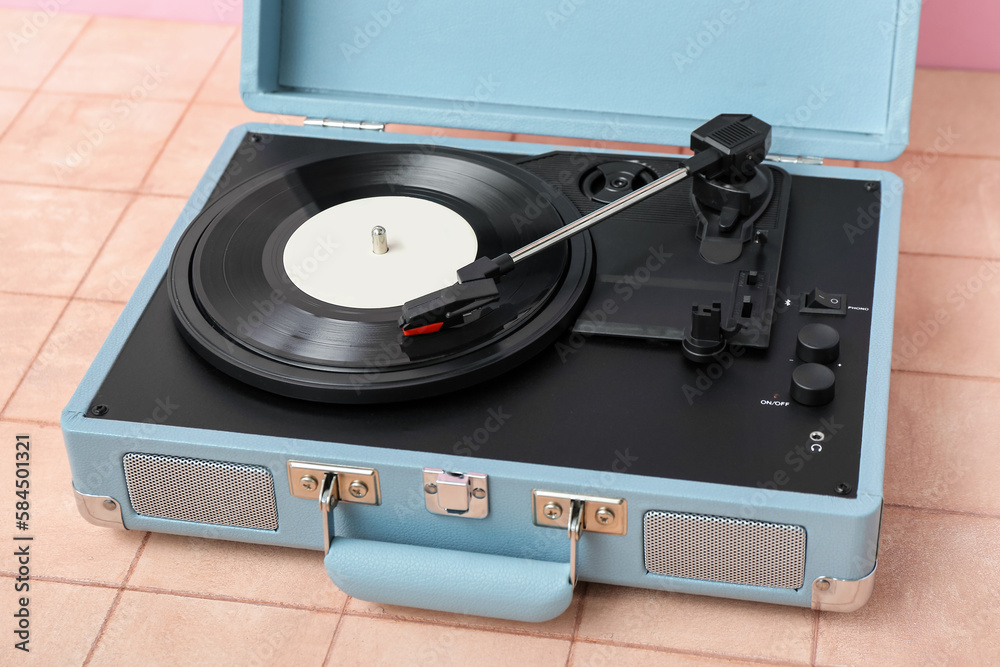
[282,196,479,309]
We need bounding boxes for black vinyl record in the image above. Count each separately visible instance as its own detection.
[168,145,594,403]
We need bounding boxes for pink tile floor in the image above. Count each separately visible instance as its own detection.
[0,11,999,666]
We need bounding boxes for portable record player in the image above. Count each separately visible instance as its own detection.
[62,1,921,621]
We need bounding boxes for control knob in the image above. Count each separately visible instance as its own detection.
[790,363,836,406]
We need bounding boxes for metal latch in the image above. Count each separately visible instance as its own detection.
[287,461,380,551]
[423,468,488,519]
[304,118,385,131]
[531,490,627,587]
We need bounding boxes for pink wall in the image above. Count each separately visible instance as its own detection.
[916,0,1000,71]
[1,0,998,71]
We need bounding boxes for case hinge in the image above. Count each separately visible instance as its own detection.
[304,118,385,131]
[765,154,824,165]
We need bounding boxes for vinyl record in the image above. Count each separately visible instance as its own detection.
[168,144,594,403]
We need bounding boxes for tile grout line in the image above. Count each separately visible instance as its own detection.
[0,286,74,420]
[0,15,94,146]
[564,582,588,667]
[891,368,1000,385]
[340,609,576,641]
[0,25,236,422]
[322,596,353,666]
[0,196,138,420]
[0,15,101,421]
[884,502,1000,521]
[133,28,239,194]
[0,289,126,305]
[0,290,67,301]
[898,250,1000,263]
[0,417,60,429]
[889,150,1000,163]
[57,26,238,288]
[81,531,151,666]
[56,295,127,306]
[0,18,242,111]
[0,87,232,106]
[0,179,186,196]
[0,569,347,614]
[570,636,811,666]
[0,177,196,198]
[0,572,119,590]
[123,584,344,615]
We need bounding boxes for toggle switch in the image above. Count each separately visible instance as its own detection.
[800,288,847,315]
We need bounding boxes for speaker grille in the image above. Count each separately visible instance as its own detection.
[123,453,278,530]
[643,511,806,589]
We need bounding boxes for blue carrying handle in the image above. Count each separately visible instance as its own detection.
[325,538,573,622]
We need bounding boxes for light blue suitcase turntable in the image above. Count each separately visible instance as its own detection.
[63,0,920,621]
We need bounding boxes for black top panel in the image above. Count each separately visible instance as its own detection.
[89,133,882,498]
[521,152,790,349]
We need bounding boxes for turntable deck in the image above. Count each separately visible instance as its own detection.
[90,131,878,500]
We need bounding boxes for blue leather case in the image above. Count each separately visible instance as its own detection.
[62,0,920,621]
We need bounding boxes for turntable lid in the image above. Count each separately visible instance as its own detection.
[240,0,920,162]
